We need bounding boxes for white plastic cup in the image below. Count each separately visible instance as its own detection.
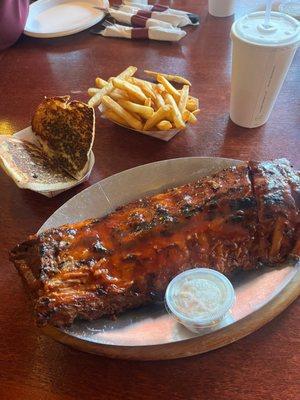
[208,0,235,17]
[165,268,235,333]
[230,11,300,128]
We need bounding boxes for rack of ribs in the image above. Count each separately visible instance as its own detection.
[10,159,300,327]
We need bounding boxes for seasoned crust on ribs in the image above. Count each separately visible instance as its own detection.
[249,159,300,263]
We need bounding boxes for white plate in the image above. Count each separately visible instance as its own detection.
[38,157,300,359]
[24,0,106,38]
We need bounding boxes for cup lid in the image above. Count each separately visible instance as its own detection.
[232,11,300,47]
[279,2,300,20]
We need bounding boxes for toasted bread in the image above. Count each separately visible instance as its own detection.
[32,96,95,180]
[0,137,77,191]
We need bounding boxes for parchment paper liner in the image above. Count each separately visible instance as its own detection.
[1,126,94,198]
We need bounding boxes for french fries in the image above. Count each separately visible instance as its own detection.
[95,77,108,88]
[156,84,165,94]
[183,110,198,125]
[144,105,171,130]
[144,70,191,86]
[118,99,154,119]
[186,96,199,112]
[164,93,185,129]
[87,66,200,133]
[127,77,156,101]
[112,78,147,103]
[153,91,165,110]
[156,74,180,102]
[88,87,100,97]
[109,88,129,101]
[104,109,129,127]
[157,120,172,131]
[102,95,143,130]
[178,85,189,114]
[88,66,137,107]
[144,98,152,107]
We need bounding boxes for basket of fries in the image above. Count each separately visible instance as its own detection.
[87,67,200,141]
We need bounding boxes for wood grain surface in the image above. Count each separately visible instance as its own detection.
[0,1,299,399]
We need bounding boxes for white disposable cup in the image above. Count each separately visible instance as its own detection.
[230,11,300,128]
[208,0,235,17]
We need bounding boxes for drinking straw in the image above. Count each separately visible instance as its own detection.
[264,0,273,27]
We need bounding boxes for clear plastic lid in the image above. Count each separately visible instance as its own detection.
[279,2,300,20]
[232,11,300,47]
[165,268,235,326]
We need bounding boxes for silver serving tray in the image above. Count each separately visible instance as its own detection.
[39,157,300,360]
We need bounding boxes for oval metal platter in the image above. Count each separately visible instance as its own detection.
[39,157,300,360]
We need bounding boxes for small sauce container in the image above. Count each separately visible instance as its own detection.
[165,268,235,333]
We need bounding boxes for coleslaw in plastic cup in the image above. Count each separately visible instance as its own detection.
[165,268,235,333]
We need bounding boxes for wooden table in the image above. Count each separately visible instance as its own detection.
[0,1,299,399]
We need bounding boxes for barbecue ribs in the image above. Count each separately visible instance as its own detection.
[10,159,300,327]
